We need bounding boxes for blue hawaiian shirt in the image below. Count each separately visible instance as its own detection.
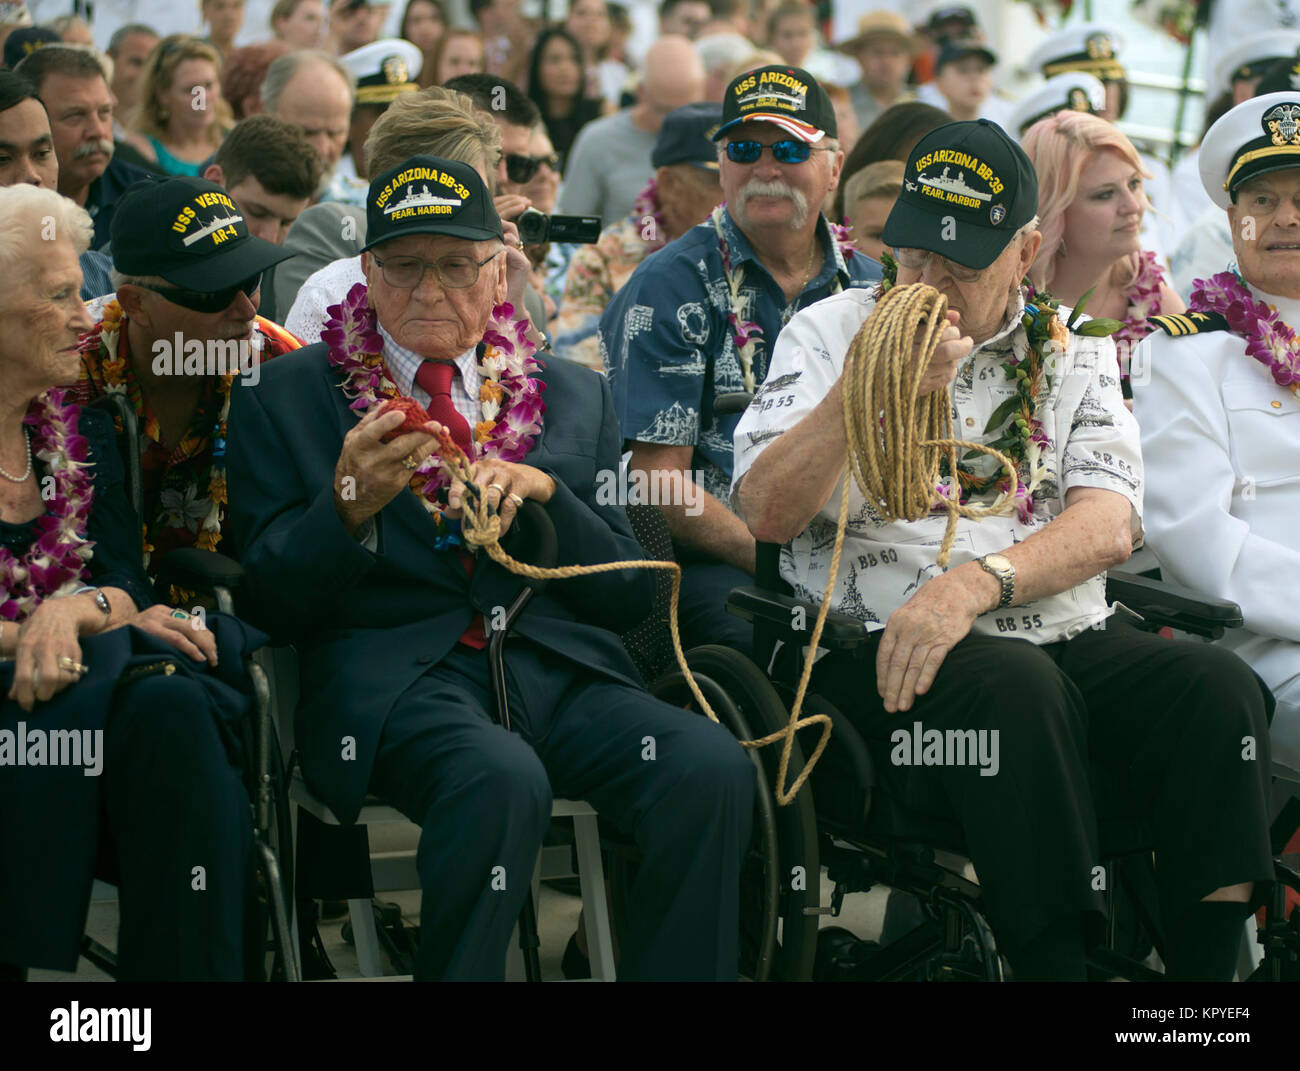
[598,208,880,504]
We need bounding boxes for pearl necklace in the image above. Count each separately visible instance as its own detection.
[0,428,32,483]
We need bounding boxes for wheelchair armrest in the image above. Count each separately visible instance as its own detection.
[726,585,870,649]
[1105,569,1243,639]
[713,392,753,416]
[154,547,246,598]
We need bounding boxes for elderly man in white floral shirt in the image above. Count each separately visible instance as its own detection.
[733,119,1276,982]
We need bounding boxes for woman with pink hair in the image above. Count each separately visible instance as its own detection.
[1022,110,1183,400]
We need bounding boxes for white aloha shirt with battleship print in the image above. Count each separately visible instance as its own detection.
[731,286,1146,645]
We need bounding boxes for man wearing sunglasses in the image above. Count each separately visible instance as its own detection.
[599,65,879,655]
[73,175,301,569]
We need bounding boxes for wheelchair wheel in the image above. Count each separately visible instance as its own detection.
[652,645,820,981]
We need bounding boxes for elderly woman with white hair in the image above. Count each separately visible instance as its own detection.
[0,184,256,981]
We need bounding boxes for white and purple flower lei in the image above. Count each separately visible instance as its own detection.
[321,283,546,522]
[711,205,852,395]
[1189,270,1300,395]
[0,390,95,622]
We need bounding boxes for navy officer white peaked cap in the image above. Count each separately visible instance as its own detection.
[1210,30,1300,98]
[1199,91,1300,209]
[1026,22,1125,80]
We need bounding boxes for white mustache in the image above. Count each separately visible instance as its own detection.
[737,178,809,228]
[73,139,114,159]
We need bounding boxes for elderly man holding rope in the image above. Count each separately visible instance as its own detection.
[225,154,754,981]
[732,119,1276,981]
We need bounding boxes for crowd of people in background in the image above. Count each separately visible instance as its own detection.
[1,0,1299,984]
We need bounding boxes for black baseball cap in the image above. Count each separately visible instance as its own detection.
[881,119,1038,271]
[936,39,997,72]
[362,155,502,252]
[3,25,58,70]
[713,65,836,144]
[653,102,723,169]
[110,176,293,290]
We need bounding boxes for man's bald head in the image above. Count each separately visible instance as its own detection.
[641,35,706,118]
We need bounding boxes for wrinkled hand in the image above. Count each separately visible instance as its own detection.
[494,194,531,224]
[501,219,531,312]
[917,310,972,395]
[334,407,441,535]
[129,604,218,666]
[444,454,557,539]
[7,599,84,712]
[876,568,987,713]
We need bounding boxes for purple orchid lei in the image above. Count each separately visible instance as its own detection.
[0,389,94,623]
[321,283,546,521]
[1189,270,1300,394]
[633,176,666,252]
[833,216,862,261]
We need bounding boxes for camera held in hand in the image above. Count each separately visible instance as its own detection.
[516,208,602,246]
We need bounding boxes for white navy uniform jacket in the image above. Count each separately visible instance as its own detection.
[1134,290,1300,779]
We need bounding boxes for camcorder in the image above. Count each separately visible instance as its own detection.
[516,208,602,246]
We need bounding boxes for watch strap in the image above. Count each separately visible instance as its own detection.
[978,556,1015,609]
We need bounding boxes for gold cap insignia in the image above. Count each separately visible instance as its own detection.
[1085,33,1113,60]
[1265,102,1300,146]
[382,55,408,85]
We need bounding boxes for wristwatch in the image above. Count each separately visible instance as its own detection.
[976,553,1015,609]
[73,585,112,620]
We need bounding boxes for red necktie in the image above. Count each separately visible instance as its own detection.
[415,359,474,458]
[412,359,486,649]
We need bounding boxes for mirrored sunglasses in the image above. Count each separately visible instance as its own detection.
[724,139,815,165]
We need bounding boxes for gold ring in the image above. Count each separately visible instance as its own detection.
[170,609,190,620]
[58,657,88,675]
[507,492,524,507]
[488,482,506,496]
[402,455,418,470]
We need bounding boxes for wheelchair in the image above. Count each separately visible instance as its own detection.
[616,391,1300,983]
[149,484,618,981]
[76,393,299,983]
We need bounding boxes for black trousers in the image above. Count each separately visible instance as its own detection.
[800,616,1275,954]
[1,673,252,978]
[368,640,754,981]
[678,561,754,655]
[100,674,253,980]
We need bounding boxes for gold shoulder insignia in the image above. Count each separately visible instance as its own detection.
[1149,311,1231,337]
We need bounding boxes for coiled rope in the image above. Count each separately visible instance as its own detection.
[446,282,1019,805]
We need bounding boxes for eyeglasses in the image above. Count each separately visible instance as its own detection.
[893,247,982,282]
[724,139,826,165]
[139,273,261,313]
[371,249,503,290]
[505,152,561,184]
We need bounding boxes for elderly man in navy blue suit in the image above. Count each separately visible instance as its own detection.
[226,155,753,981]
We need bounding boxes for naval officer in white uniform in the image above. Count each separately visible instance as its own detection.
[1136,91,1300,784]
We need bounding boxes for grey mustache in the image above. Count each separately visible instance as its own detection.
[73,139,114,159]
